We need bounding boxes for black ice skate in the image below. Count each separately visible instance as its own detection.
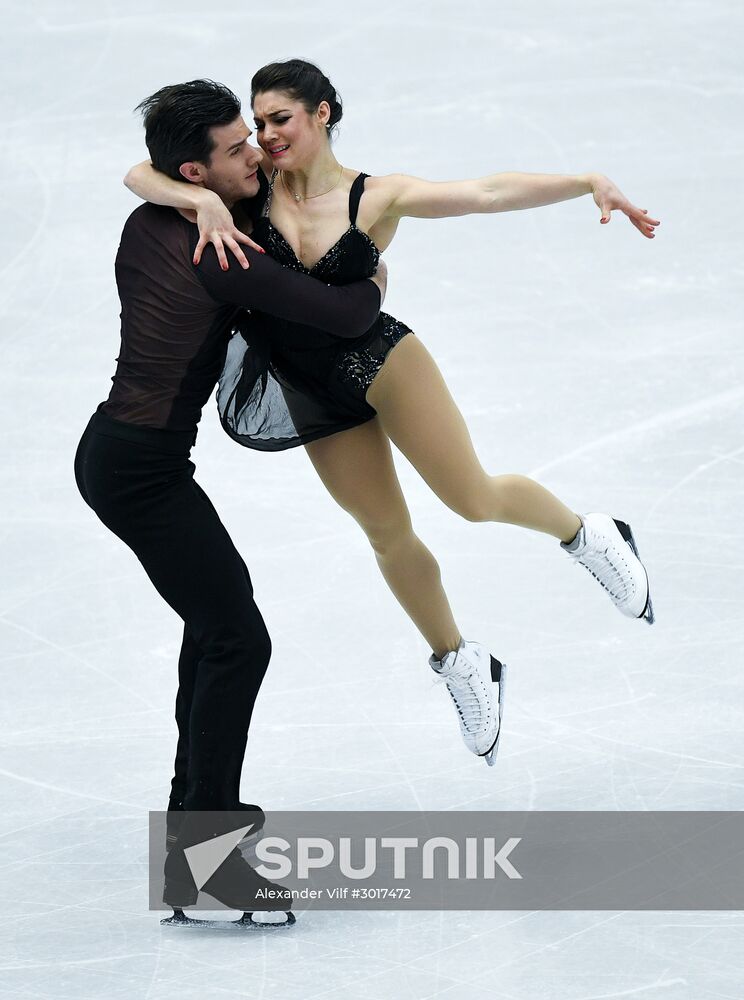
[161,812,294,930]
[165,801,265,853]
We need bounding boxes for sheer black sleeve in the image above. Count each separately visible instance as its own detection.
[193,243,381,339]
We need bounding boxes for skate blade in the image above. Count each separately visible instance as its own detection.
[483,661,507,768]
[161,907,295,930]
[613,520,656,626]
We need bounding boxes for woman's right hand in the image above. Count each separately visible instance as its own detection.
[192,190,266,270]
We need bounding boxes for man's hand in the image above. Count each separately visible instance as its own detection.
[370,258,388,304]
[192,190,265,270]
[591,175,660,239]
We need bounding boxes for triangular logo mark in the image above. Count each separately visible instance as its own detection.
[184,824,254,890]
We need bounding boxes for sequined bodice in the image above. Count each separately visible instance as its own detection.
[217,170,411,451]
[253,171,380,285]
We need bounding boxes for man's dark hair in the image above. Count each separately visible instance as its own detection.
[135,79,242,181]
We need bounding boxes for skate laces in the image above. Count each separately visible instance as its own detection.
[433,660,493,734]
[574,532,633,603]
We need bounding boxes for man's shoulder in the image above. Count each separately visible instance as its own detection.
[122,201,187,235]
[116,202,199,288]
[119,203,194,264]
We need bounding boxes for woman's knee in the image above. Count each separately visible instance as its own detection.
[451,474,530,523]
[359,512,414,556]
[333,489,413,555]
[443,480,497,523]
[444,475,520,523]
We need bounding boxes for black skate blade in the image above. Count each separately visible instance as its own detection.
[161,907,295,930]
[613,519,656,626]
[483,660,507,768]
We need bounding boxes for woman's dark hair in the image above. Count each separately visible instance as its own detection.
[135,79,242,180]
[251,59,343,138]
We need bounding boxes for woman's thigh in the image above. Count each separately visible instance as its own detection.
[304,418,412,537]
[366,335,490,512]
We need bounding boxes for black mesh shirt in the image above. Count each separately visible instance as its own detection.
[102,198,381,433]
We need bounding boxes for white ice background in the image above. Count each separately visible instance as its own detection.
[1,0,743,997]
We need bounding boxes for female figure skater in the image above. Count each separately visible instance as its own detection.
[125,59,658,767]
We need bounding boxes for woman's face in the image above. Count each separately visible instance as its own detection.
[252,90,330,169]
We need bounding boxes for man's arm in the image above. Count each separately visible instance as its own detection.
[196,242,386,339]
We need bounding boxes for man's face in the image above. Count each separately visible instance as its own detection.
[181,116,263,208]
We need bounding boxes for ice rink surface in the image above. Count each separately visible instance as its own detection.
[2,0,743,996]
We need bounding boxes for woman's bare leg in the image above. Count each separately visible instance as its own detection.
[305,419,461,658]
[367,335,582,543]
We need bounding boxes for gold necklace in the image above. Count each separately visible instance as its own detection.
[281,165,344,203]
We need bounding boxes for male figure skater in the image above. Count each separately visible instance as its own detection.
[75,80,385,849]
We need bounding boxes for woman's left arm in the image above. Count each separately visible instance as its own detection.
[379,171,660,239]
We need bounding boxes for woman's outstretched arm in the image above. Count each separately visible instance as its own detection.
[374,171,660,239]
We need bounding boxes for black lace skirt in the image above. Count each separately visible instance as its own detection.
[217,311,411,451]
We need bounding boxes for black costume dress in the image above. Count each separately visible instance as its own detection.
[217,172,412,450]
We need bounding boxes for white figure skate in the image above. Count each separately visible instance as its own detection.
[562,513,654,623]
[430,640,506,767]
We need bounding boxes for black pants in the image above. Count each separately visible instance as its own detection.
[74,409,271,810]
